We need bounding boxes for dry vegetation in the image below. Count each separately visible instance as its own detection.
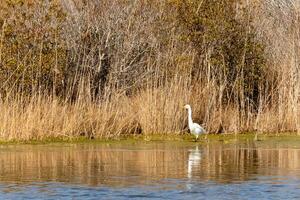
[0,0,299,141]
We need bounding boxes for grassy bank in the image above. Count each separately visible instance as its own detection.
[0,1,300,141]
[1,132,300,146]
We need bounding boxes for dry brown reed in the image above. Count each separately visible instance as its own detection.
[0,0,299,141]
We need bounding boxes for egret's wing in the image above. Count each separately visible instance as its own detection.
[194,123,206,134]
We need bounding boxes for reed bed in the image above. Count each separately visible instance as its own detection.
[0,0,299,141]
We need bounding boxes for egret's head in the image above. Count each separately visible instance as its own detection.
[184,104,191,110]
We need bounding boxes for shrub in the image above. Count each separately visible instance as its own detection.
[173,0,266,107]
[0,0,67,95]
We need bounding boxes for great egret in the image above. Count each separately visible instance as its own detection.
[184,104,206,141]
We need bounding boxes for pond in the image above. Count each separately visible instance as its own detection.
[0,139,300,199]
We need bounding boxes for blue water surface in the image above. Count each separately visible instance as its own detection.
[0,142,299,199]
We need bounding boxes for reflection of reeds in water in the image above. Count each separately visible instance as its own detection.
[190,143,300,182]
[195,143,260,182]
[0,143,300,187]
[0,144,188,187]
[257,148,300,174]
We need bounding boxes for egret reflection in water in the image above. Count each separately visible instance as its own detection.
[187,145,202,179]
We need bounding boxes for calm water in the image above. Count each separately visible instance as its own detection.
[0,140,300,199]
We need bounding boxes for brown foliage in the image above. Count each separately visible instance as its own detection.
[0,0,299,140]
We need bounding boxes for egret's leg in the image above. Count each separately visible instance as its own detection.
[195,135,198,142]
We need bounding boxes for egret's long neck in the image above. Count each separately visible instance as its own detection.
[187,108,193,128]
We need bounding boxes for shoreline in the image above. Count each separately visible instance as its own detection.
[1,132,300,145]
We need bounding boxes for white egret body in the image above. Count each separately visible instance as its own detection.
[184,105,206,140]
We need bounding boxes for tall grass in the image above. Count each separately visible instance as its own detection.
[0,0,299,141]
